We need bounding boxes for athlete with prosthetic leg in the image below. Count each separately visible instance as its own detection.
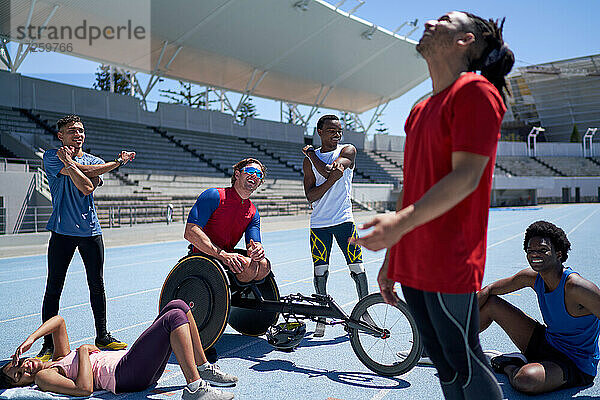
[303,115,368,337]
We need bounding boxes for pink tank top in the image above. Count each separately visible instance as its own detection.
[52,350,127,394]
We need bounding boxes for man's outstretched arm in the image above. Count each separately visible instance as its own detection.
[478,268,537,309]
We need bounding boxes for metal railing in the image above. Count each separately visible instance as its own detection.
[13,205,53,233]
[0,207,6,235]
[7,200,314,234]
[0,157,43,172]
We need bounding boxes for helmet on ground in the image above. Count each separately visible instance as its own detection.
[266,321,306,351]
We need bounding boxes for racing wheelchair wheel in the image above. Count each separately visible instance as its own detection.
[159,255,230,350]
[228,272,280,336]
[349,293,422,376]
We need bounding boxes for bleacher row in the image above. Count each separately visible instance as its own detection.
[3,105,600,229]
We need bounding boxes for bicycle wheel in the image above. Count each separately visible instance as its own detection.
[349,293,422,376]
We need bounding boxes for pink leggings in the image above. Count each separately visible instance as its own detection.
[114,299,190,393]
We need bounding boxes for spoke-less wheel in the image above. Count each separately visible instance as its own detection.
[349,293,422,376]
[159,255,231,350]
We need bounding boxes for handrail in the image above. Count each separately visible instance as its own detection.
[13,175,37,234]
[0,157,43,172]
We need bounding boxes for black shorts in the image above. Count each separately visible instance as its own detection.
[525,322,595,389]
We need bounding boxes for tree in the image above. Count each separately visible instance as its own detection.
[92,65,133,95]
[340,112,358,131]
[570,124,581,143]
[236,98,258,125]
[159,81,214,108]
[375,117,389,135]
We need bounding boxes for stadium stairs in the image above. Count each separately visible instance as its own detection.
[531,156,566,177]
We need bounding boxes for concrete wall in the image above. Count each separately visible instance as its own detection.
[371,134,406,151]
[352,183,395,202]
[492,175,600,201]
[0,71,304,143]
[496,141,600,157]
[0,171,35,233]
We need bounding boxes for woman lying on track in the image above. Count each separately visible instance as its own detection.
[0,300,237,400]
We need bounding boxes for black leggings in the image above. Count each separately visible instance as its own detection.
[402,285,502,400]
[42,232,107,344]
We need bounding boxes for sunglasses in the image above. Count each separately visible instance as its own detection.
[241,166,264,179]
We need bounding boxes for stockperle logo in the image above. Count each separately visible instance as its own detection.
[8,0,150,69]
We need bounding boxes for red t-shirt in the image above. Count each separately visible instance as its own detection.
[388,73,506,293]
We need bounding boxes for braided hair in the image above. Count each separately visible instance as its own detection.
[463,13,515,101]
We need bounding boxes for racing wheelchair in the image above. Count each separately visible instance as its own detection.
[159,254,423,377]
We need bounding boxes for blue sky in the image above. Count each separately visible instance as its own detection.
[8,0,600,136]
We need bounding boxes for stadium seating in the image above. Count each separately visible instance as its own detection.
[496,156,562,176]
[35,111,224,177]
[162,129,303,180]
[536,157,600,176]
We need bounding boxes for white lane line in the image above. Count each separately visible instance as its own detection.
[0,256,178,285]
[0,288,160,324]
[20,319,156,358]
[371,389,391,400]
[568,207,600,235]
[486,205,593,249]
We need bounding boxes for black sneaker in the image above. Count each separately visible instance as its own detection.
[35,343,54,362]
[95,333,127,350]
[490,352,527,373]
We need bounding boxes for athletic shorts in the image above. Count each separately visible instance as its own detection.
[310,221,362,267]
[525,322,595,389]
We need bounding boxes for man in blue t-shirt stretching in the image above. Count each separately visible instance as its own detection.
[478,221,600,394]
[38,114,136,360]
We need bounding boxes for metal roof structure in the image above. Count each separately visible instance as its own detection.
[506,54,600,141]
[1,0,428,115]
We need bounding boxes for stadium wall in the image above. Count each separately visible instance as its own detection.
[493,175,600,203]
[0,171,35,233]
[0,71,305,143]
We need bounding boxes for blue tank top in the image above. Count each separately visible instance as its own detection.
[534,267,600,376]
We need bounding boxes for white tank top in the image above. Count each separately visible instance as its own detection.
[309,145,354,228]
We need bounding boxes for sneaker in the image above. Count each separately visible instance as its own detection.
[35,344,54,362]
[95,333,128,350]
[483,349,503,364]
[198,364,238,387]
[181,381,234,400]
[490,352,527,374]
[313,318,326,337]
[396,349,433,365]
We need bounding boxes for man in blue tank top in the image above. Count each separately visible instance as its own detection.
[302,114,368,337]
[478,221,600,394]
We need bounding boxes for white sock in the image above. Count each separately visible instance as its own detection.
[197,361,210,371]
[187,379,202,392]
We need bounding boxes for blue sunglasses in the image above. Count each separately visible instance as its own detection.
[241,166,264,179]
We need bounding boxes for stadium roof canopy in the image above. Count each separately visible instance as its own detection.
[1,0,428,114]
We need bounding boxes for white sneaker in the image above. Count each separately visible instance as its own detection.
[181,381,235,400]
[198,364,238,387]
[396,350,433,365]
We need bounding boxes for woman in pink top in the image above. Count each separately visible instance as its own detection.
[0,300,237,400]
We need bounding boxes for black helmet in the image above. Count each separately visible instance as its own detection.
[266,321,306,351]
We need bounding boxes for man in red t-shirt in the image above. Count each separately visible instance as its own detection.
[353,11,514,400]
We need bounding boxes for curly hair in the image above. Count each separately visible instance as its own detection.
[56,114,83,131]
[523,221,571,262]
[231,158,266,186]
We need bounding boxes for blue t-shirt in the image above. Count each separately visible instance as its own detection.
[43,149,104,237]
